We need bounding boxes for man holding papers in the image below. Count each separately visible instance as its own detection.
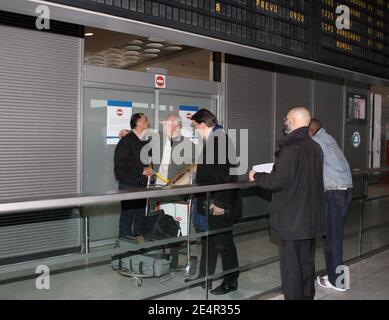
[249,107,325,300]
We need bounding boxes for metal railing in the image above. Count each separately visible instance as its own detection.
[0,168,389,299]
[0,182,254,215]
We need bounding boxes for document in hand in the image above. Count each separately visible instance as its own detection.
[252,163,274,173]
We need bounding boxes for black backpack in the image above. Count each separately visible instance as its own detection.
[142,210,180,240]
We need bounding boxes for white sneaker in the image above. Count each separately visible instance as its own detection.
[316,276,347,292]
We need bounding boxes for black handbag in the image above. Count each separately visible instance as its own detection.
[142,209,180,240]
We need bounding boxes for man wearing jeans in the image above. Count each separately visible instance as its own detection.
[308,119,353,291]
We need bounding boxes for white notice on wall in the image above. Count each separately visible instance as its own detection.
[179,106,199,138]
[106,100,132,145]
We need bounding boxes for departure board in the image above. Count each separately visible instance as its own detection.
[315,0,389,79]
[47,0,312,59]
[44,0,389,79]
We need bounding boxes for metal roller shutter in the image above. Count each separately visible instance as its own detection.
[225,60,274,173]
[0,24,80,201]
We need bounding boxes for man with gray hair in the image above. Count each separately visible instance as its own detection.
[154,113,192,185]
[119,113,195,185]
[249,107,325,300]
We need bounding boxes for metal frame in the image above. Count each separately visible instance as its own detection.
[84,66,222,96]
[3,0,389,87]
[82,65,222,250]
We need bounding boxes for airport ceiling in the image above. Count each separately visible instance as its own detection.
[84,27,195,70]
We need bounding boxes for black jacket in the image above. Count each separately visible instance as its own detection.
[114,131,149,187]
[195,127,241,218]
[254,127,325,240]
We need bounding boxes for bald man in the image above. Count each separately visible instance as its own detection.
[249,107,325,300]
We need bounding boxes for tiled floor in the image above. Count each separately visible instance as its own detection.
[264,249,389,300]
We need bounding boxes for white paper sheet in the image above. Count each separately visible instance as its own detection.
[106,100,132,145]
[252,163,274,173]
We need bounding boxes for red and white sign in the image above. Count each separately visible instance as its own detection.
[116,108,123,117]
[155,74,166,89]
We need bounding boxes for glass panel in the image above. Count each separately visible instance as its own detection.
[362,172,389,254]
[342,198,361,261]
[202,188,282,299]
[83,87,154,242]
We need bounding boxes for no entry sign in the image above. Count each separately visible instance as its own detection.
[116,108,123,117]
[155,74,166,89]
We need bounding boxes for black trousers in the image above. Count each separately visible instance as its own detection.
[118,182,146,238]
[279,238,316,300]
[197,215,239,284]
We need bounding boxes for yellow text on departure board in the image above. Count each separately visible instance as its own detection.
[322,22,335,33]
[216,2,221,13]
[336,28,361,42]
[289,10,305,23]
[349,0,366,9]
[256,1,279,14]
[336,40,353,52]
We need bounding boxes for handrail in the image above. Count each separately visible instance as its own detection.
[0,181,255,215]
[1,167,389,215]
[351,167,389,175]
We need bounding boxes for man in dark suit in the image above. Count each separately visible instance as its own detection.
[188,108,240,295]
[114,113,153,243]
[249,107,325,300]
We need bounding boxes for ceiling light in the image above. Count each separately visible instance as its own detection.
[165,46,183,51]
[130,39,144,45]
[145,48,161,53]
[125,45,142,50]
[148,37,164,42]
[147,42,164,48]
[144,53,158,58]
[85,32,94,37]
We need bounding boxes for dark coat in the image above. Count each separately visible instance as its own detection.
[254,127,325,240]
[195,127,241,220]
[114,131,149,187]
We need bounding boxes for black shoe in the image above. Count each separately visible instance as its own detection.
[185,276,212,290]
[210,282,238,295]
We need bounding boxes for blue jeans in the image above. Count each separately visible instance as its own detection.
[324,189,352,286]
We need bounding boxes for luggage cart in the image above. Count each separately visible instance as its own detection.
[112,237,176,288]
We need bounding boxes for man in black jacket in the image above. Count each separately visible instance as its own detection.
[249,107,325,300]
[114,113,153,243]
[188,109,240,295]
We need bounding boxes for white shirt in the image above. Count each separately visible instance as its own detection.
[156,138,172,186]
